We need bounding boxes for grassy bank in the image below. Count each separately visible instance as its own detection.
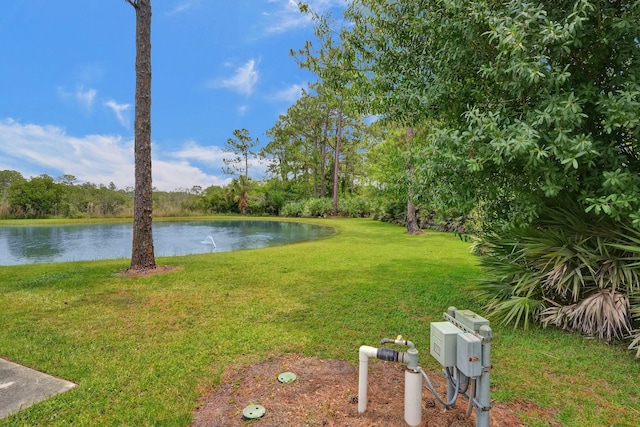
[0,218,638,426]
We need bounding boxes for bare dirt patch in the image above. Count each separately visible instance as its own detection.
[192,354,528,427]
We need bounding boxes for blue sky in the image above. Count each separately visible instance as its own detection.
[0,0,346,191]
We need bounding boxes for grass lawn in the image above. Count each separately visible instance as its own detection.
[0,217,638,426]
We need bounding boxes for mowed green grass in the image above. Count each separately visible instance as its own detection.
[0,218,638,426]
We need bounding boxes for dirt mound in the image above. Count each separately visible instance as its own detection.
[192,354,526,427]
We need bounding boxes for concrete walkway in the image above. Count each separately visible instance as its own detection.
[0,358,76,419]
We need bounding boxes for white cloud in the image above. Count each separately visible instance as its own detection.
[153,159,230,190]
[250,156,270,179]
[171,140,227,163]
[166,2,193,16]
[162,141,234,187]
[0,118,134,187]
[170,140,266,181]
[0,119,231,191]
[265,0,311,33]
[264,0,345,33]
[104,100,131,128]
[57,85,97,111]
[211,59,260,96]
[272,83,306,102]
[75,85,97,110]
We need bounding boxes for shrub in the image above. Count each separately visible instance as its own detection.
[280,200,304,217]
[282,197,373,218]
[369,197,406,225]
[280,198,331,218]
[301,198,333,217]
[338,197,371,218]
[476,198,640,356]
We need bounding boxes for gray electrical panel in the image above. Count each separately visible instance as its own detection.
[430,321,461,367]
[456,332,482,377]
[430,307,493,427]
[454,310,490,332]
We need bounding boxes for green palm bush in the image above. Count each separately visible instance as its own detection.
[477,199,640,356]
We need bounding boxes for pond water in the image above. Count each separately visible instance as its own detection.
[0,220,334,266]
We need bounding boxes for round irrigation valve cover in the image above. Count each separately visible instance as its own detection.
[242,404,266,420]
[277,371,297,384]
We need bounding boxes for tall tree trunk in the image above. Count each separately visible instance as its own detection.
[406,188,420,234]
[332,108,343,216]
[313,136,319,198]
[279,158,287,183]
[405,127,421,234]
[320,112,329,198]
[128,0,156,270]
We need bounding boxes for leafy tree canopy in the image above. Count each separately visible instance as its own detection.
[7,174,64,217]
[347,0,640,230]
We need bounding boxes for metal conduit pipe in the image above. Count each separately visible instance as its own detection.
[476,326,493,427]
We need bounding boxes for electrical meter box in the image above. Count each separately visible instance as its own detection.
[456,332,483,377]
[430,322,461,367]
[454,309,490,332]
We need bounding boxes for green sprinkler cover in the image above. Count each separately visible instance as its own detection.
[277,372,297,383]
[242,404,266,420]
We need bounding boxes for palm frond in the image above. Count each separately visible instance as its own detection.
[476,196,640,355]
[486,296,545,329]
[540,289,632,342]
[629,331,640,357]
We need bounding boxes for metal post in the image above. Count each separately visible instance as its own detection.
[476,325,492,427]
[447,306,457,318]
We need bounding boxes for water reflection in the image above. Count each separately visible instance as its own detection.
[0,221,333,266]
[7,226,64,260]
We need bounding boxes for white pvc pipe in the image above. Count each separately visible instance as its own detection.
[358,345,378,414]
[404,369,422,426]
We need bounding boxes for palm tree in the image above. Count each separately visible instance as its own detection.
[230,176,253,214]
